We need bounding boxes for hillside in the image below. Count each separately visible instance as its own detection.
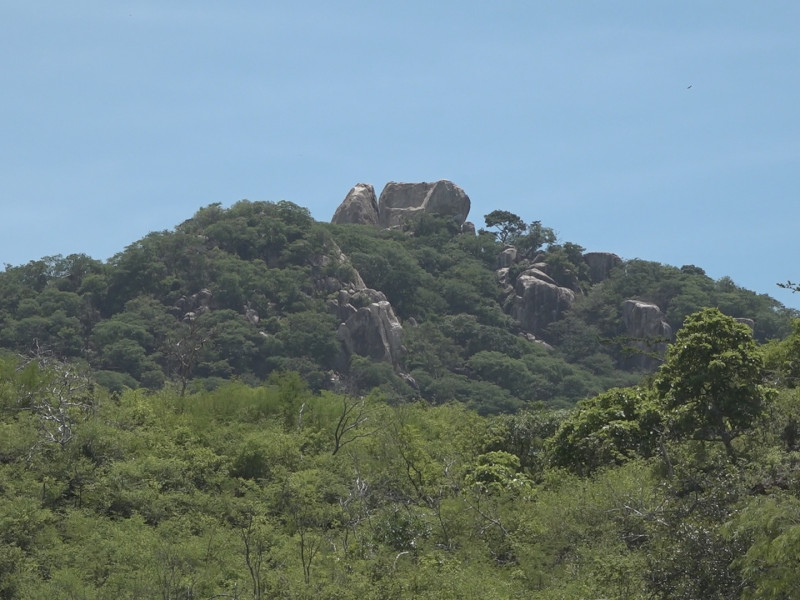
[3,181,800,598]
[0,181,795,413]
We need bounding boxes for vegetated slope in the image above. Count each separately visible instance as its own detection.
[3,310,800,598]
[0,199,795,413]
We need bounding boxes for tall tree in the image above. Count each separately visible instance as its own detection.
[654,308,773,459]
[483,210,527,244]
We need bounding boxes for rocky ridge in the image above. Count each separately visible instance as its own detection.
[327,179,762,376]
[332,180,473,232]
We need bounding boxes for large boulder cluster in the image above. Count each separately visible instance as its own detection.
[583,252,622,284]
[330,179,759,375]
[309,242,407,372]
[497,252,576,340]
[491,243,691,370]
[332,180,474,232]
[331,183,380,227]
[495,246,614,340]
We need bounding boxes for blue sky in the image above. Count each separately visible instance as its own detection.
[2,1,799,309]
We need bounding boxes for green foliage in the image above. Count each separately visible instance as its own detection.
[763,318,800,388]
[549,387,661,475]
[483,210,527,244]
[655,308,774,458]
[1,332,800,598]
[0,198,795,420]
[725,496,800,599]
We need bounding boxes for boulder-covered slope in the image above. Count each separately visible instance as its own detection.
[0,185,795,414]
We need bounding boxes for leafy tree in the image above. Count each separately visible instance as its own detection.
[763,318,800,388]
[515,220,557,254]
[549,386,661,475]
[483,210,527,244]
[654,308,774,459]
[725,496,800,600]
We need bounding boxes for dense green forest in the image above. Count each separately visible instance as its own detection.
[1,307,800,598]
[2,199,799,597]
[0,200,794,412]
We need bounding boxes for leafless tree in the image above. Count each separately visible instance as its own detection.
[165,318,208,396]
[17,344,94,456]
[332,394,381,455]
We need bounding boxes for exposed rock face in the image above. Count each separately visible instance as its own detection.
[519,267,556,286]
[735,317,755,332]
[331,180,472,230]
[331,183,380,226]
[622,300,672,370]
[378,180,471,229]
[584,252,623,284]
[507,275,575,337]
[495,246,517,269]
[337,300,404,367]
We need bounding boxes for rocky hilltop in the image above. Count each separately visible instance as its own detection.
[331,180,675,367]
[0,184,793,413]
[332,180,474,232]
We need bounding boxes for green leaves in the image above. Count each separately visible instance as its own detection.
[549,386,661,475]
[654,308,774,457]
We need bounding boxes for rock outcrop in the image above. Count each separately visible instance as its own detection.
[583,252,622,284]
[337,299,404,367]
[735,317,755,333]
[507,275,575,338]
[518,267,556,286]
[331,180,471,230]
[331,183,380,226]
[461,221,476,235]
[495,246,517,269]
[378,180,471,229]
[622,300,672,370]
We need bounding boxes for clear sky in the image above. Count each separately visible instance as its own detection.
[2,1,799,309]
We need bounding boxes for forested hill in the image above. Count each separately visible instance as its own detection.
[4,194,800,598]
[0,197,795,412]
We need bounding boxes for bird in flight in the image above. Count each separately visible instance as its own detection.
[687,85,692,89]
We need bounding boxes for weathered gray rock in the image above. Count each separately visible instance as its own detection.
[328,290,359,323]
[495,246,518,269]
[584,252,622,284]
[622,300,672,370]
[398,372,419,391]
[496,267,511,286]
[378,180,471,229]
[507,275,575,337]
[337,300,404,367]
[351,288,387,306]
[519,267,557,286]
[316,276,343,294]
[331,183,380,226]
[461,221,476,235]
[735,317,755,332]
[529,252,546,265]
